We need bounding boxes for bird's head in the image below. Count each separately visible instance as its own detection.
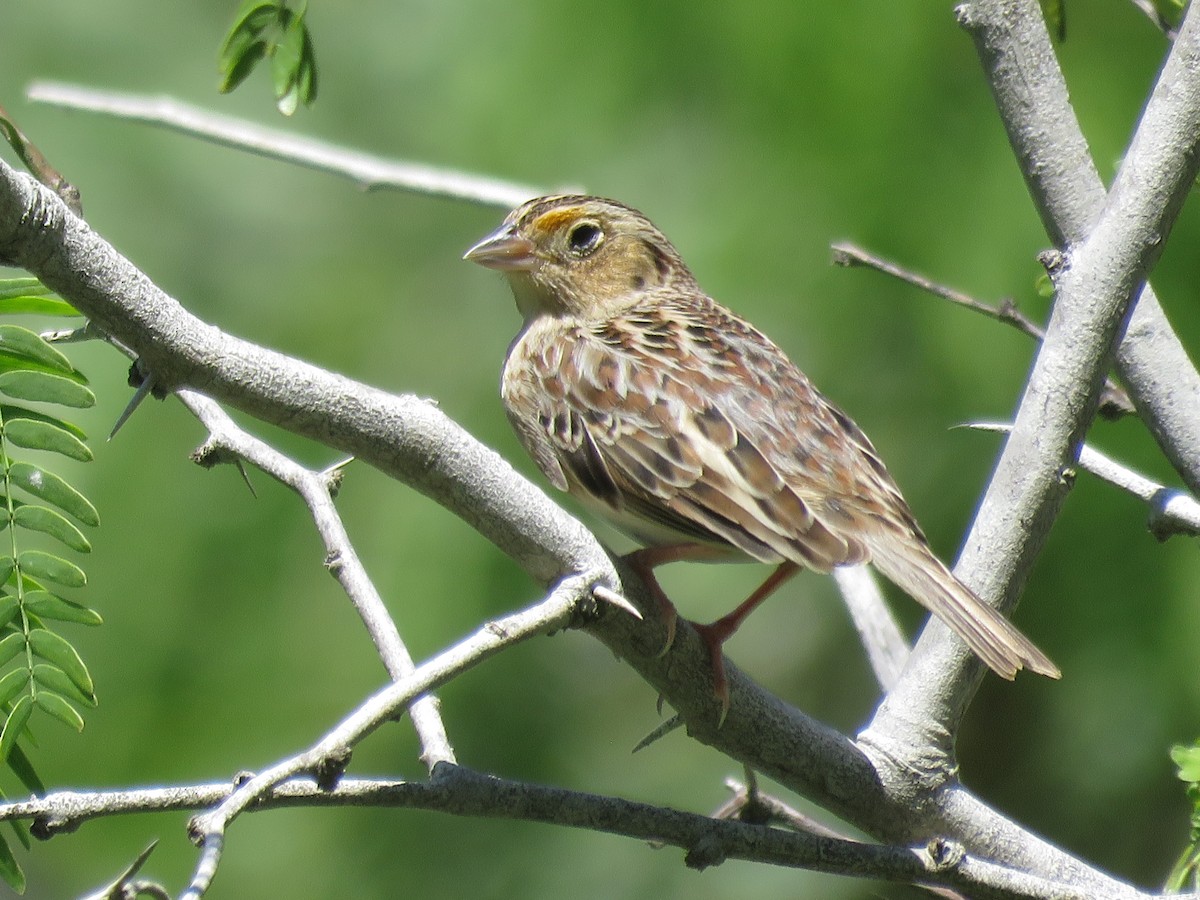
[464,195,695,322]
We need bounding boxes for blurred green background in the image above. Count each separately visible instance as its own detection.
[1,2,1198,897]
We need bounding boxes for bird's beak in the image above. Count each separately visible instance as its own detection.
[463,225,538,272]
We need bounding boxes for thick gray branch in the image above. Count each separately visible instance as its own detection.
[869,0,1200,748]
[960,0,1200,495]
[0,769,1133,900]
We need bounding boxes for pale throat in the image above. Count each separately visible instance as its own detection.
[506,272,566,322]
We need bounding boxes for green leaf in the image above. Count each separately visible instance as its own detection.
[0,372,95,409]
[225,0,279,35]
[1034,271,1054,299]
[4,419,92,463]
[0,831,25,894]
[34,691,83,732]
[16,537,86,577]
[0,295,78,317]
[0,633,24,669]
[6,816,31,853]
[218,1,278,93]
[14,506,91,552]
[2,405,88,440]
[0,670,29,709]
[0,695,33,761]
[0,352,81,387]
[0,278,49,301]
[272,9,303,91]
[17,551,85,588]
[6,743,44,799]
[0,559,13,588]
[27,629,92,696]
[1173,744,1200,783]
[297,31,318,105]
[33,663,96,706]
[0,595,17,631]
[8,462,99,526]
[0,326,73,374]
[220,38,269,94]
[24,591,101,626]
[272,7,317,115]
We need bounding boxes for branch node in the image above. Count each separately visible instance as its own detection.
[314,747,352,792]
[925,836,965,871]
[30,813,76,839]
[1148,488,1200,541]
[1036,247,1067,279]
[321,457,354,496]
[684,832,728,871]
[190,438,226,469]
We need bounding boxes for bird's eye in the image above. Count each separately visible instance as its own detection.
[567,222,603,256]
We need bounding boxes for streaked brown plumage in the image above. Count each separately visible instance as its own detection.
[466,195,1058,715]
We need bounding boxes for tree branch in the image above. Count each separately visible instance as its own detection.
[0,769,1125,900]
[178,389,457,770]
[26,82,544,208]
[831,565,909,691]
[178,575,597,898]
[967,422,1200,539]
[867,0,1200,768]
[957,0,1200,496]
[830,240,1135,418]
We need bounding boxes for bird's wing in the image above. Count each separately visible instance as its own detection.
[504,297,882,571]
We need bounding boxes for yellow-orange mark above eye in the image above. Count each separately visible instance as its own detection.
[530,207,584,234]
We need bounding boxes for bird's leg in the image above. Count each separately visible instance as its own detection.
[623,544,726,657]
[692,562,800,724]
[624,546,687,656]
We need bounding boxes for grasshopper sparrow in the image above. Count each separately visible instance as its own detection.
[466,195,1058,715]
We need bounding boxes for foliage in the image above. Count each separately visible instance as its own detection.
[0,279,98,894]
[1168,741,1200,893]
[218,0,318,116]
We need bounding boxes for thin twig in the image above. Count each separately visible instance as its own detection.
[181,575,595,899]
[966,422,1200,539]
[46,327,459,770]
[720,776,849,840]
[831,565,909,691]
[0,770,1102,900]
[0,101,81,214]
[26,82,544,208]
[831,241,1046,340]
[830,241,1135,418]
[180,390,458,770]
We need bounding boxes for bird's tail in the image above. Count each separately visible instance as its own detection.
[867,536,1059,680]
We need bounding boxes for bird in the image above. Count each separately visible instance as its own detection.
[464,194,1059,719]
